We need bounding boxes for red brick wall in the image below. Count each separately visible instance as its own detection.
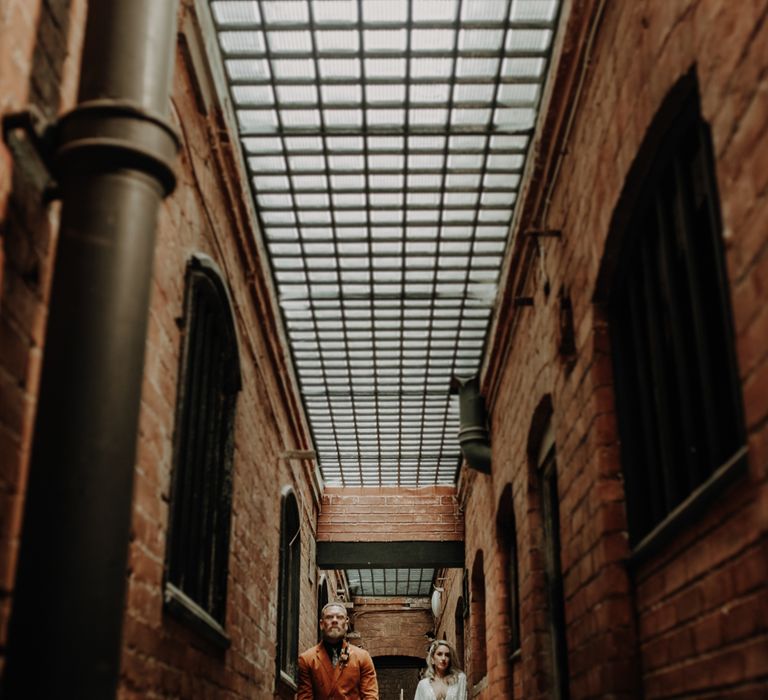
[318,486,463,542]
[457,1,768,699]
[118,3,320,698]
[0,0,87,674]
[350,597,433,659]
[0,1,323,696]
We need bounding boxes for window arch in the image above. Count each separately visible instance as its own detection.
[164,254,241,646]
[535,416,569,700]
[606,74,746,548]
[469,551,487,687]
[277,487,301,684]
[496,484,521,657]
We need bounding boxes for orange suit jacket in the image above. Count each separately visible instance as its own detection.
[296,641,379,699]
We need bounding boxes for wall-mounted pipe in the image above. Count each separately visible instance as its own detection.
[451,375,492,474]
[2,1,179,698]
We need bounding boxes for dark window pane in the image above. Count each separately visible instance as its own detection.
[610,91,745,545]
[278,491,301,681]
[166,259,241,625]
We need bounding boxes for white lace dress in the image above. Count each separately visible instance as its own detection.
[413,673,467,700]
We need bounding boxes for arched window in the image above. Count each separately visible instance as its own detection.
[497,485,521,657]
[469,551,486,687]
[537,419,569,700]
[164,255,241,647]
[608,77,746,548]
[277,488,301,685]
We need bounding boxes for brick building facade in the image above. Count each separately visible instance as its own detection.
[1,0,766,699]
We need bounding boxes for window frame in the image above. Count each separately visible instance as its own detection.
[609,85,747,557]
[496,485,522,659]
[276,487,302,688]
[537,425,570,700]
[163,254,241,649]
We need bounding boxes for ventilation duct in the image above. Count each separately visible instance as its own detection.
[451,375,492,474]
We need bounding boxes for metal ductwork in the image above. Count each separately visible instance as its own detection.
[452,375,492,474]
[3,1,179,698]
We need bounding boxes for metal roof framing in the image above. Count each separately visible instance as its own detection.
[209,0,562,488]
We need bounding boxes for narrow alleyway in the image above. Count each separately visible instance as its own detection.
[1,1,766,699]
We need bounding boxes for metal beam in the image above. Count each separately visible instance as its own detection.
[317,541,464,569]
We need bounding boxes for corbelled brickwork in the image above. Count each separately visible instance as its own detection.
[318,486,464,542]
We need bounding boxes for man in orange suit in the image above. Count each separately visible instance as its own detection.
[296,602,379,699]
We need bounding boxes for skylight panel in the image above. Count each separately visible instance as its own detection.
[321,84,363,105]
[272,58,316,80]
[509,0,559,23]
[409,108,449,127]
[461,0,508,22]
[364,29,407,52]
[220,30,266,54]
[319,58,361,80]
[275,84,318,105]
[365,84,407,105]
[458,28,504,51]
[409,84,451,104]
[411,29,455,52]
[248,154,286,171]
[267,30,312,54]
[455,57,500,79]
[365,58,407,79]
[238,109,278,132]
[261,0,309,26]
[410,57,454,80]
[412,0,458,23]
[313,0,358,25]
[227,58,270,81]
[362,0,408,24]
[501,56,546,79]
[316,29,360,52]
[211,1,261,27]
[212,0,563,486]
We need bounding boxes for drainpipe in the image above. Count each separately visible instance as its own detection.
[3,2,179,698]
[451,376,492,474]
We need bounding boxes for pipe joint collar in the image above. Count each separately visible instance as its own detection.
[54,99,180,195]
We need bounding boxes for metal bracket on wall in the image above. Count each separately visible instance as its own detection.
[2,106,59,200]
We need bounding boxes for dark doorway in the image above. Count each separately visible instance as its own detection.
[374,655,424,700]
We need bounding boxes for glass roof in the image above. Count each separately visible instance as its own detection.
[346,567,435,597]
[210,0,561,486]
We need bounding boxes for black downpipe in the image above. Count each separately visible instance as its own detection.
[452,376,492,474]
[2,2,179,698]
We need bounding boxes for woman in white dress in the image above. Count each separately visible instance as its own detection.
[413,640,467,700]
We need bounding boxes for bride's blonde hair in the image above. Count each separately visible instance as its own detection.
[423,640,463,683]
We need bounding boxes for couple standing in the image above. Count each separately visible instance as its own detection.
[296,602,466,700]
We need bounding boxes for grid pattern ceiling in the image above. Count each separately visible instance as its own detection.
[210,0,561,486]
[346,568,435,597]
